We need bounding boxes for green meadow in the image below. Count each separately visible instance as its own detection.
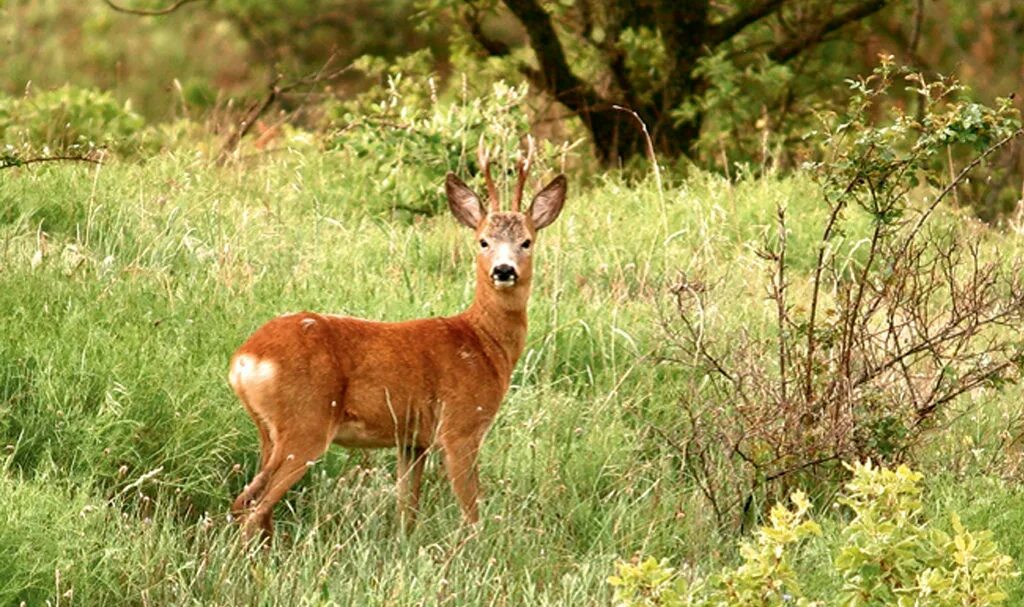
[2,150,1023,605]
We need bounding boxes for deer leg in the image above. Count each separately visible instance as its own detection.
[241,432,331,542]
[231,403,275,516]
[397,446,427,532]
[442,439,481,524]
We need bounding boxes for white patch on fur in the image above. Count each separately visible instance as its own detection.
[491,243,518,289]
[492,243,517,270]
[300,317,316,328]
[228,354,277,391]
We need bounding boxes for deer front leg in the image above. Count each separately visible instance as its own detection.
[396,445,427,532]
[442,438,481,524]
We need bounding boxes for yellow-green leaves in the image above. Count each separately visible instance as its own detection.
[610,463,1017,607]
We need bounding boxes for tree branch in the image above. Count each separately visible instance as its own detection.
[501,0,604,114]
[1,155,103,170]
[874,23,937,72]
[217,59,354,163]
[769,0,890,63]
[465,8,512,57]
[465,12,546,91]
[103,0,207,16]
[708,0,787,48]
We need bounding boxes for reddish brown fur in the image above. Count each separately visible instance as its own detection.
[228,161,566,540]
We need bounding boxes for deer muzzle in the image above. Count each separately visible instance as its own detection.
[490,264,518,288]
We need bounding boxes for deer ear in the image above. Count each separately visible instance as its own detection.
[529,175,567,230]
[445,173,483,229]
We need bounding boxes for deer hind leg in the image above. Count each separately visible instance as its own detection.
[442,438,481,525]
[397,446,428,532]
[241,425,333,541]
[231,396,275,516]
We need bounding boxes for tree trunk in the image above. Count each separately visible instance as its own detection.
[583,107,701,166]
[486,0,894,165]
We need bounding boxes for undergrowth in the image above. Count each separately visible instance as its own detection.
[1,141,1023,604]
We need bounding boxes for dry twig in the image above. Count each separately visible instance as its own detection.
[103,0,207,16]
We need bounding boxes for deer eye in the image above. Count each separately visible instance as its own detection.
[521,239,532,250]
[479,239,489,249]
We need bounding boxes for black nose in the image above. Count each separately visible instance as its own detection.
[491,264,517,282]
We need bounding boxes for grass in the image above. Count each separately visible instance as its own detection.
[1,150,1022,605]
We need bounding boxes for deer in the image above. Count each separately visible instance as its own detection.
[227,138,567,540]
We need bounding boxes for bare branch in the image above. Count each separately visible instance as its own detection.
[217,58,354,163]
[909,0,924,55]
[501,0,604,114]
[901,127,1024,249]
[708,0,787,47]
[217,74,282,165]
[1,155,103,170]
[769,0,890,63]
[465,8,512,57]
[103,0,207,16]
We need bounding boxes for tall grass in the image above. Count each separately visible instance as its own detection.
[1,152,1021,605]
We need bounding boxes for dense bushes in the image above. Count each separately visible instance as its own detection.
[666,59,1024,527]
[609,462,1019,606]
[321,53,573,216]
[0,85,146,159]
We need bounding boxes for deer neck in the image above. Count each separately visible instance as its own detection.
[464,277,530,375]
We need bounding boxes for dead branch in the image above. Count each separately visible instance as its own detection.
[216,58,353,164]
[1,155,103,170]
[103,0,207,16]
[769,0,891,63]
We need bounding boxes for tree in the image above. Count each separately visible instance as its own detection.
[464,0,897,164]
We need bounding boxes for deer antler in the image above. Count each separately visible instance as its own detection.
[511,135,535,213]
[477,137,501,212]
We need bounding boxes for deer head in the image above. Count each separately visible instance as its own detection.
[445,137,567,292]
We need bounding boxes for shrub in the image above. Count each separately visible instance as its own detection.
[609,462,1019,607]
[0,85,146,158]
[665,58,1024,525]
[323,51,572,217]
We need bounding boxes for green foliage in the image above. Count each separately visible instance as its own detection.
[325,52,558,216]
[618,26,670,104]
[611,463,1019,607]
[0,85,146,157]
[712,492,822,606]
[671,59,1024,525]
[2,140,1024,603]
[609,557,695,607]
[0,470,108,606]
[836,462,1018,606]
[834,463,929,604]
[611,492,822,607]
[676,52,800,167]
[0,1,252,122]
[811,55,1021,208]
[212,0,447,75]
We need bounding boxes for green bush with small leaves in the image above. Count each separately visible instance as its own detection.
[610,463,1018,607]
[835,463,1017,606]
[0,85,146,158]
[323,51,566,217]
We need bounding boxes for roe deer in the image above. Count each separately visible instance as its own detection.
[228,139,567,539]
